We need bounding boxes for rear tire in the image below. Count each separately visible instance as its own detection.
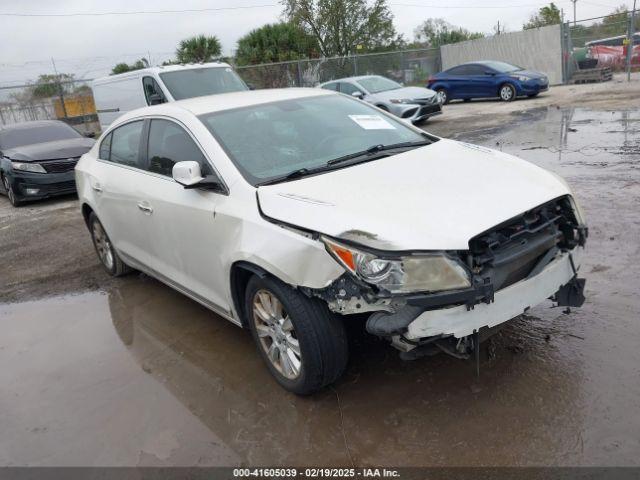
[89,212,132,277]
[245,275,348,395]
[436,88,449,105]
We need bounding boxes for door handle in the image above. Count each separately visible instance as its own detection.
[91,182,102,192]
[137,202,153,214]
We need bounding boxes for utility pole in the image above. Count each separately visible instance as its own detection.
[627,0,636,82]
[571,0,577,26]
[51,57,67,119]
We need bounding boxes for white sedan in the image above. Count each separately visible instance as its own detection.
[76,88,587,394]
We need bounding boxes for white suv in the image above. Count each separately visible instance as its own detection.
[76,88,587,394]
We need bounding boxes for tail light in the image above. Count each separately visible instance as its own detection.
[427,75,435,85]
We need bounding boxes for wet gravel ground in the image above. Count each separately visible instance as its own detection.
[1,102,639,466]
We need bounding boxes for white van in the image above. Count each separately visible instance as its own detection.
[91,62,248,130]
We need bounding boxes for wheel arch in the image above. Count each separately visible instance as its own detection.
[81,202,95,230]
[230,261,270,328]
[497,81,517,96]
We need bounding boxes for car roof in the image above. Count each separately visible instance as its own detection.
[0,119,67,132]
[114,88,335,124]
[92,62,233,85]
[320,75,383,85]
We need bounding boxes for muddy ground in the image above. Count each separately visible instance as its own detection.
[1,78,639,466]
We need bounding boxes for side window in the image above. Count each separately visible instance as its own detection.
[466,65,486,75]
[143,77,166,105]
[147,119,211,177]
[339,82,361,95]
[321,82,339,91]
[109,121,144,167]
[447,66,469,75]
[99,132,112,160]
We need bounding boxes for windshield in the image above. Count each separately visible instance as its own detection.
[199,94,430,186]
[159,67,248,100]
[356,76,402,94]
[0,122,81,149]
[483,61,522,73]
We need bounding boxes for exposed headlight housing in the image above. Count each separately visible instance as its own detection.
[322,236,471,294]
[11,162,46,173]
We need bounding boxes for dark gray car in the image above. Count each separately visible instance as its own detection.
[0,120,94,206]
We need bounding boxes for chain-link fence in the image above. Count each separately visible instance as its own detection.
[0,78,98,134]
[564,10,639,80]
[235,48,440,89]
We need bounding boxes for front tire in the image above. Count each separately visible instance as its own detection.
[245,275,348,395]
[2,175,21,207]
[89,212,132,276]
[499,83,516,102]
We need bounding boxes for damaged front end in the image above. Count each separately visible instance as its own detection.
[305,195,588,359]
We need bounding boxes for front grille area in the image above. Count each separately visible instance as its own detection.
[42,158,79,173]
[465,196,585,291]
[47,180,76,194]
[417,104,441,116]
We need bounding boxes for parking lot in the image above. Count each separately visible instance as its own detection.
[1,76,640,467]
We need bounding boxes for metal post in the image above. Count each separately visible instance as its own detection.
[571,0,577,27]
[627,0,637,82]
[352,55,358,76]
[296,60,303,87]
[51,57,67,119]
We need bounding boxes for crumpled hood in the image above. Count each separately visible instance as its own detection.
[373,86,438,102]
[3,138,94,162]
[257,139,571,251]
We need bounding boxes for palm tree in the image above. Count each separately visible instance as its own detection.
[176,35,222,63]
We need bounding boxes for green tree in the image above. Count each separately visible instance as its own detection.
[413,18,484,48]
[31,73,75,98]
[176,35,222,63]
[111,58,149,75]
[235,22,319,65]
[601,6,631,36]
[282,0,403,57]
[523,2,561,29]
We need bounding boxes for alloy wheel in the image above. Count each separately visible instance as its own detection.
[500,85,514,101]
[252,289,302,379]
[437,89,447,104]
[92,221,114,270]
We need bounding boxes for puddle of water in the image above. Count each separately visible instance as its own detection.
[1,108,640,467]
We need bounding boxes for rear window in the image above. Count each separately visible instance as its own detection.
[159,67,248,100]
[0,122,81,149]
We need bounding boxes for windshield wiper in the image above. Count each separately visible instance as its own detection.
[257,166,332,186]
[326,140,431,166]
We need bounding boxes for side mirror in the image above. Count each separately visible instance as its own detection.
[351,91,364,99]
[172,161,225,192]
[246,83,255,90]
[148,93,165,105]
[85,131,96,138]
[173,161,203,187]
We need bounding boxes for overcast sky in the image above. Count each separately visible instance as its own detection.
[0,0,630,88]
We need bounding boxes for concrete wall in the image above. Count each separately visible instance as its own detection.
[441,24,563,85]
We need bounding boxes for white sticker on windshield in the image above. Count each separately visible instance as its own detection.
[348,114,396,130]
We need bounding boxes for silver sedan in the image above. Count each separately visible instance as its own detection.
[319,75,442,123]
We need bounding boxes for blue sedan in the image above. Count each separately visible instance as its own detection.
[427,61,549,104]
